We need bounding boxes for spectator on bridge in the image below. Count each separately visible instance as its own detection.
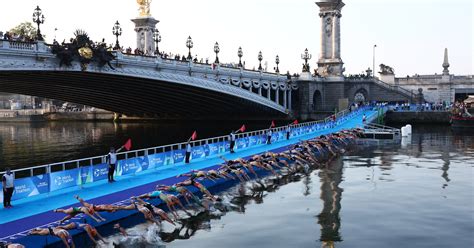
[106,146,124,183]
[2,168,14,208]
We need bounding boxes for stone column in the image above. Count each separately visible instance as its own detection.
[334,13,341,59]
[275,88,280,105]
[283,88,288,109]
[320,13,326,59]
[331,13,336,59]
[258,86,262,96]
[288,90,292,111]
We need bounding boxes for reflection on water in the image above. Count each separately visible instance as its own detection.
[318,161,343,246]
[0,121,273,170]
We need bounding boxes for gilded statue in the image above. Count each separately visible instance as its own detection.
[137,0,152,17]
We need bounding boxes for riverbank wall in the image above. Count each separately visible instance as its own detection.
[385,111,450,124]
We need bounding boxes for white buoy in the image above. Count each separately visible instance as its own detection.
[406,124,412,135]
[401,126,408,137]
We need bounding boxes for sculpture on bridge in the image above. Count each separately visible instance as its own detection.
[50,30,116,71]
[379,64,395,75]
[137,0,152,17]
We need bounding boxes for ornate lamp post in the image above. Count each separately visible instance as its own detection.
[112,21,122,50]
[275,55,280,73]
[153,29,161,55]
[301,48,312,72]
[186,36,193,60]
[258,51,263,71]
[214,42,220,64]
[237,47,243,68]
[32,6,45,41]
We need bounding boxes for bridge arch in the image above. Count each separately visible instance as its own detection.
[313,90,323,111]
[354,88,368,104]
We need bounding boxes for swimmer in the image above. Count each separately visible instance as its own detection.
[58,221,107,245]
[157,184,198,206]
[113,223,128,237]
[74,195,113,218]
[29,227,75,248]
[176,179,216,201]
[131,197,175,225]
[54,205,103,223]
[138,190,191,219]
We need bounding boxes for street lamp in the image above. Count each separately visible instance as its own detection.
[258,51,263,71]
[301,48,312,72]
[186,36,193,60]
[153,29,161,55]
[275,55,280,73]
[237,47,243,68]
[32,6,45,41]
[373,44,377,78]
[214,42,220,64]
[112,21,122,50]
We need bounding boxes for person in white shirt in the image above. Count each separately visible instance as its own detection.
[106,146,124,183]
[266,129,273,145]
[286,125,291,140]
[229,131,236,153]
[185,142,192,164]
[2,168,14,208]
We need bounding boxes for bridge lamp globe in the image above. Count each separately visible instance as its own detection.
[214,42,220,64]
[112,21,123,50]
[32,6,45,41]
[275,55,280,73]
[153,29,161,55]
[258,51,263,71]
[186,36,194,60]
[237,47,243,68]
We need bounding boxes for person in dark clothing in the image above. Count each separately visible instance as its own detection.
[2,168,14,208]
[106,146,124,183]
[229,131,236,153]
[266,129,273,145]
[185,142,192,164]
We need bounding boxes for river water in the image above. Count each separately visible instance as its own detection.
[95,125,473,248]
[0,121,273,171]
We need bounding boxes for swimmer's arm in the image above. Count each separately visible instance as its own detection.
[116,146,124,153]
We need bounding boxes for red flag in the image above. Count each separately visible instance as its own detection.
[239,125,246,133]
[123,138,132,151]
[292,120,299,125]
[270,121,276,128]
[190,131,198,141]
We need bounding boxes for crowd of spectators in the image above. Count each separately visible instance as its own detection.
[0,31,35,42]
[345,73,371,80]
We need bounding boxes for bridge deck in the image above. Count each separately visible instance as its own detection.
[0,109,379,246]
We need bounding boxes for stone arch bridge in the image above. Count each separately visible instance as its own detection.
[0,40,414,120]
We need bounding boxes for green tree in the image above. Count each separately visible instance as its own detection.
[9,22,38,39]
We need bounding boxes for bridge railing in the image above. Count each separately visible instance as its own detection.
[0,39,37,51]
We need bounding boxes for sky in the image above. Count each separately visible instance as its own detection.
[0,0,472,76]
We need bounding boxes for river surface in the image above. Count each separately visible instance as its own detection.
[92,125,473,248]
[0,121,274,171]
